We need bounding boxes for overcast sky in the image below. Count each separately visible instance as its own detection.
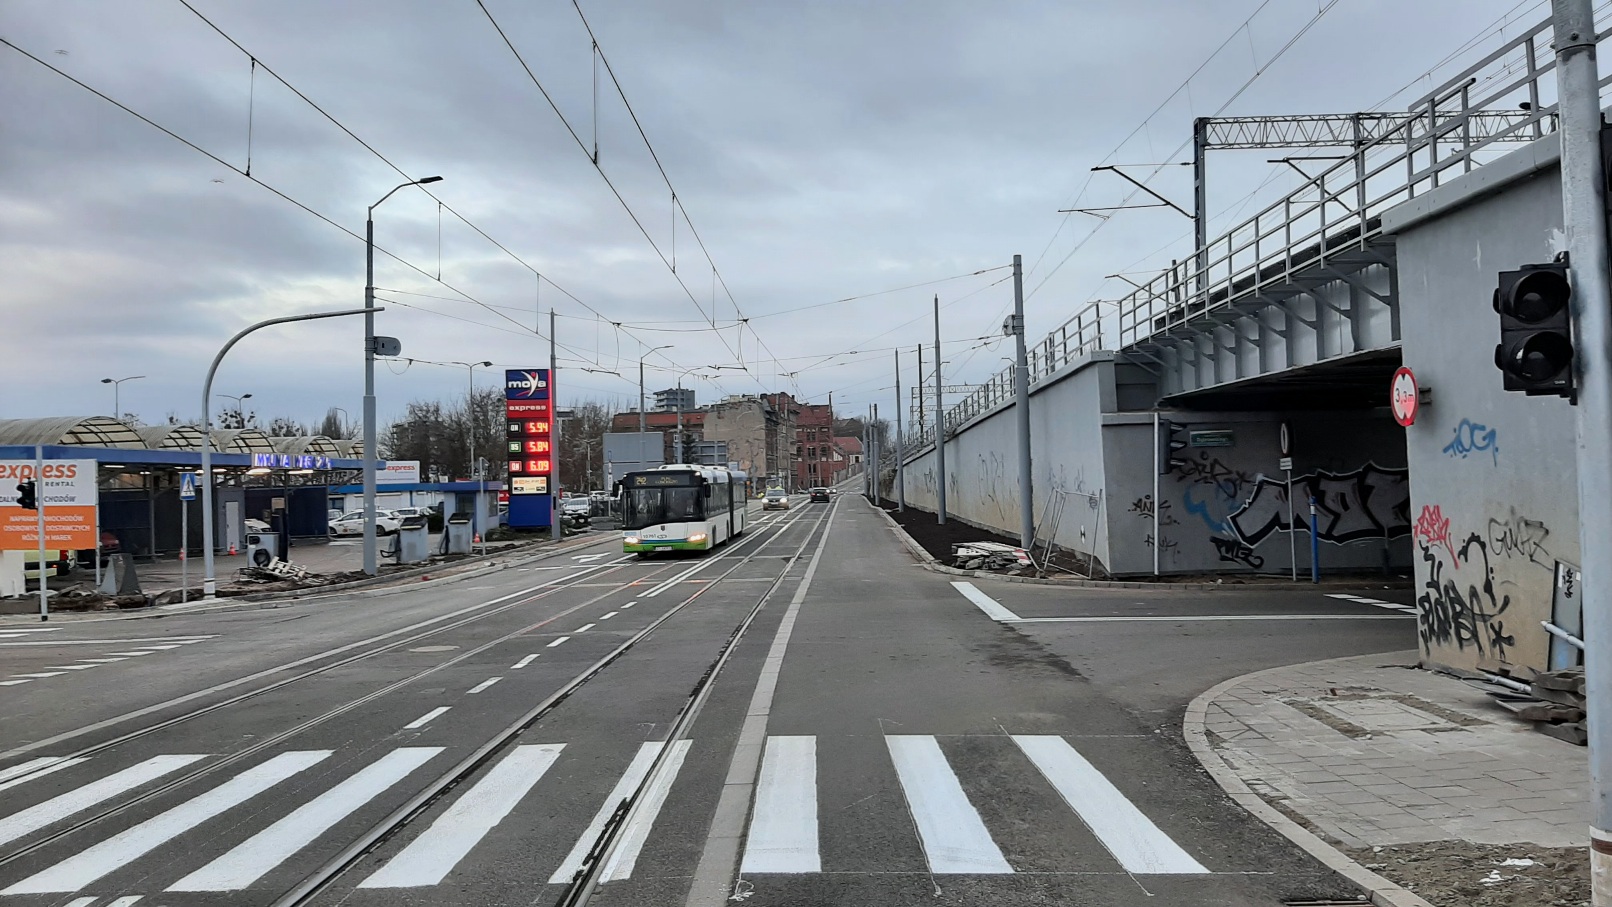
[1,0,1550,432]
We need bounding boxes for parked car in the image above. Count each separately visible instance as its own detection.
[327,508,344,524]
[560,497,592,526]
[328,510,401,537]
[809,487,831,503]
[763,489,790,511]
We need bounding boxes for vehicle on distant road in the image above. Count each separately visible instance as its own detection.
[329,510,401,537]
[809,487,831,503]
[560,497,592,526]
[763,488,790,511]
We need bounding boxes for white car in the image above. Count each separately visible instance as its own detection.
[329,510,401,537]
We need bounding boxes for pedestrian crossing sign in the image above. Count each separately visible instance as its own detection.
[179,472,197,501]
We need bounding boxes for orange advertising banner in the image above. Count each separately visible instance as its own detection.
[1,506,97,550]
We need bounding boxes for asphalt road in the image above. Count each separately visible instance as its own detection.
[0,493,1413,906]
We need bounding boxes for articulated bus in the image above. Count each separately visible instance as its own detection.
[617,464,750,556]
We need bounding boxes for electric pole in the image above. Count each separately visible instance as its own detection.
[1011,253,1033,549]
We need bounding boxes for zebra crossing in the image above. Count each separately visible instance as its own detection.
[0,732,1208,897]
[0,635,214,688]
[1325,593,1417,613]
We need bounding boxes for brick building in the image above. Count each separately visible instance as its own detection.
[794,402,837,489]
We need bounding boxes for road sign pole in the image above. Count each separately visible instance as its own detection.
[181,492,189,604]
[36,445,47,622]
[1287,469,1296,582]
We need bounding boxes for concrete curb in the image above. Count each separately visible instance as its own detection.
[1181,660,1436,907]
[2,531,620,625]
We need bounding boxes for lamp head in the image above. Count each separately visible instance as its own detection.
[417,176,444,185]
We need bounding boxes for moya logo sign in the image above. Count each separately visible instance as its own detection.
[504,369,550,400]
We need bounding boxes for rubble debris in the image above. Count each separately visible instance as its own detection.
[1476,667,1586,746]
[950,541,1032,572]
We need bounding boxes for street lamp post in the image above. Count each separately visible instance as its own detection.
[216,392,253,427]
[100,376,145,420]
[201,307,379,599]
[452,360,494,545]
[638,345,674,434]
[365,175,442,576]
[668,367,710,464]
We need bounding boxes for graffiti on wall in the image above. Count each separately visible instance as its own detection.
[1212,536,1264,569]
[1417,530,1515,661]
[1131,494,1180,556]
[1486,506,1552,569]
[1413,504,1459,566]
[1442,418,1499,465]
[1227,464,1411,546]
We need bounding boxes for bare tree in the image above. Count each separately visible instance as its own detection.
[558,400,618,492]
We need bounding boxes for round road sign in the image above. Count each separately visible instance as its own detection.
[1391,367,1419,426]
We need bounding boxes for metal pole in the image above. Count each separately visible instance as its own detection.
[1152,413,1160,577]
[201,307,378,598]
[638,358,646,434]
[675,379,684,464]
[895,348,905,512]
[1011,254,1033,549]
[363,213,379,577]
[934,294,947,525]
[1287,468,1297,582]
[1309,496,1320,584]
[35,445,47,621]
[181,487,189,604]
[113,385,119,421]
[1553,2,1612,892]
[552,310,562,544]
[1192,117,1209,295]
[872,403,880,506]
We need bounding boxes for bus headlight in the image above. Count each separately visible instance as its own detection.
[624,536,640,545]
[687,533,708,543]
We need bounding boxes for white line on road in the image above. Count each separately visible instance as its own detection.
[0,680,32,686]
[885,735,1012,874]
[71,659,127,664]
[621,601,637,609]
[10,672,66,679]
[403,707,451,730]
[510,654,539,669]
[45,665,98,671]
[0,757,89,794]
[1014,735,1207,874]
[130,644,183,651]
[600,611,618,620]
[467,677,502,694]
[62,898,96,907]
[4,750,330,894]
[602,739,692,881]
[169,747,443,891]
[549,742,664,883]
[104,652,151,657]
[0,754,207,848]
[950,582,1022,622]
[575,623,596,633]
[359,744,564,888]
[1008,614,1414,623]
[741,736,820,873]
[547,636,571,648]
[107,897,144,906]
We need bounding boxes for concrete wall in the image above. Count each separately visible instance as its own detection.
[1387,140,1579,676]
[900,353,1412,577]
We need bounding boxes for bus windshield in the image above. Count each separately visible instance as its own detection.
[622,485,706,529]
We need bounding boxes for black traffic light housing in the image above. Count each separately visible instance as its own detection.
[15,480,36,510]
[1494,260,1575,400]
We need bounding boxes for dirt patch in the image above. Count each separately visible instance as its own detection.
[878,500,1024,563]
[1345,841,1588,907]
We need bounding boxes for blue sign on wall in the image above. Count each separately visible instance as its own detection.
[252,454,334,470]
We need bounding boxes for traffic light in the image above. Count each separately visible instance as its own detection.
[1157,419,1189,474]
[15,480,35,510]
[1494,262,1575,399]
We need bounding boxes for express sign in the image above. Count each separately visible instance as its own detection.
[0,459,99,550]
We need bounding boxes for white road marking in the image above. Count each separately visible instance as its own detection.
[0,754,207,847]
[4,750,330,893]
[602,739,692,881]
[72,659,128,664]
[600,611,618,620]
[575,623,596,633]
[511,654,539,669]
[547,636,571,648]
[0,628,61,635]
[1326,593,1414,612]
[130,645,183,651]
[621,601,637,609]
[62,898,96,907]
[549,742,664,883]
[358,744,564,888]
[169,747,443,891]
[467,677,502,694]
[107,897,143,906]
[950,582,1022,622]
[0,680,32,686]
[0,757,89,794]
[11,672,66,679]
[741,736,819,873]
[1013,735,1207,874]
[0,636,214,649]
[885,735,1011,874]
[573,554,608,563]
[1008,614,1413,622]
[45,666,98,671]
[104,652,151,658]
[404,707,451,730]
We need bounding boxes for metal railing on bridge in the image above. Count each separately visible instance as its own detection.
[911,14,1608,457]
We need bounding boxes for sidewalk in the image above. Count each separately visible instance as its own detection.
[1189,651,1588,907]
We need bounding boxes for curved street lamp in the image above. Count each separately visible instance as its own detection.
[100,375,145,419]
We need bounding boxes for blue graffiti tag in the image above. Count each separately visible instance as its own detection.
[1442,418,1499,465]
[1181,484,1236,535]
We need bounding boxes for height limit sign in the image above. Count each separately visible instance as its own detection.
[1391,367,1419,427]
